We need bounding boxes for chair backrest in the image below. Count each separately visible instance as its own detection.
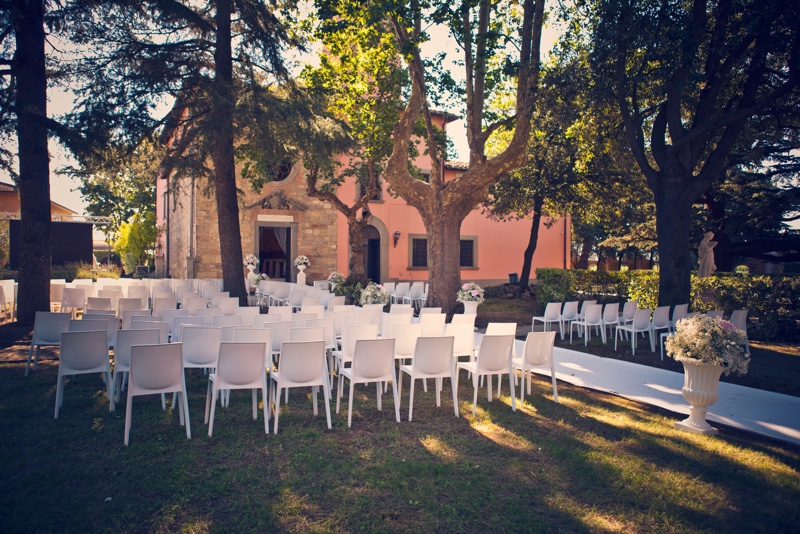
[389,305,414,316]
[180,326,223,367]
[115,328,160,372]
[60,330,109,372]
[300,296,321,308]
[561,301,579,321]
[544,302,562,320]
[253,314,285,327]
[341,323,379,362]
[289,326,325,342]
[382,282,396,294]
[300,304,325,318]
[61,287,87,308]
[132,320,169,343]
[419,307,442,315]
[381,312,413,338]
[215,342,267,388]
[185,296,208,316]
[121,310,153,330]
[81,313,118,347]
[476,334,514,374]
[305,317,336,349]
[522,331,556,367]
[355,306,383,325]
[129,343,183,396]
[219,297,239,316]
[408,282,425,299]
[278,340,327,387]
[32,312,71,344]
[602,302,620,323]
[97,289,120,309]
[69,318,107,333]
[87,297,113,312]
[289,290,307,308]
[232,328,272,362]
[707,310,724,319]
[394,282,410,298]
[118,297,146,314]
[342,314,372,332]
[579,300,597,317]
[622,301,638,320]
[327,295,345,310]
[172,316,205,341]
[152,297,177,316]
[267,306,292,320]
[126,285,149,305]
[236,306,261,326]
[419,313,446,337]
[264,321,295,354]
[352,338,395,380]
[212,314,242,328]
[451,313,477,327]
[445,322,475,358]
[486,322,517,336]
[653,306,671,328]
[730,309,748,332]
[583,304,603,324]
[632,308,652,329]
[272,284,291,301]
[388,322,422,359]
[672,303,689,321]
[209,291,230,307]
[196,307,220,324]
[414,336,454,375]
[50,283,65,303]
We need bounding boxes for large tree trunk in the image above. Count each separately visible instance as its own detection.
[576,236,594,269]
[14,0,51,325]
[346,214,368,285]
[654,184,693,306]
[211,0,246,303]
[424,209,463,314]
[518,196,544,289]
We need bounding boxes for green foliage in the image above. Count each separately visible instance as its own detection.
[68,261,121,281]
[114,212,160,270]
[535,269,800,341]
[331,279,364,305]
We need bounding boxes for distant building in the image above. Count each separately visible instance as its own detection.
[156,113,570,285]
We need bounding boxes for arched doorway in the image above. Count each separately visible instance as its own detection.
[363,225,381,283]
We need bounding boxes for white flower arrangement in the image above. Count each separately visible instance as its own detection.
[328,271,345,287]
[359,282,389,306]
[294,255,310,267]
[457,282,485,304]
[666,314,749,376]
[244,254,259,268]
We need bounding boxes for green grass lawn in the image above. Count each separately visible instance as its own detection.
[2,352,799,532]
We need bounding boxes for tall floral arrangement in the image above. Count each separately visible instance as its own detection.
[457,282,484,304]
[328,271,345,289]
[666,315,749,376]
[294,255,310,267]
[359,282,389,305]
[244,254,259,268]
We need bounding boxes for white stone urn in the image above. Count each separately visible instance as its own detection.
[461,301,479,315]
[296,264,307,286]
[246,264,259,289]
[675,357,724,435]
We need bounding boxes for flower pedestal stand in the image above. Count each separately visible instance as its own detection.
[674,358,724,435]
[296,264,307,286]
[461,301,479,315]
[246,265,260,290]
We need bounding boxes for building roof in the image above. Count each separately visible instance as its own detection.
[0,180,77,215]
[445,160,469,171]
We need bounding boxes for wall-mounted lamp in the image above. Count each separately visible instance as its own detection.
[393,231,401,248]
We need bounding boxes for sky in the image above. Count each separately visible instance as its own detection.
[1,7,565,216]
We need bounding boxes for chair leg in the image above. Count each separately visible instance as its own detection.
[451,375,459,418]
[376,382,382,411]
[208,388,219,437]
[251,389,258,420]
[551,367,559,404]
[181,391,192,440]
[391,373,400,423]
[509,370,516,412]
[124,393,134,446]
[54,373,63,419]
[347,381,355,427]
[25,344,35,377]
[472,373,479,416]
[408,377,416,422]
[273,384,282,434]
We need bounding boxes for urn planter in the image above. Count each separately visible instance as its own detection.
[461,301,479,315]
[675,357,724,435]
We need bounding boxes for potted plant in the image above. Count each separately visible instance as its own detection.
[328,271,345,292]
[666,314,749,434]
[457,282,485,314]
[243,254,260,288]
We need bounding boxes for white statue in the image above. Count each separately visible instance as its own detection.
[698,231,717,278]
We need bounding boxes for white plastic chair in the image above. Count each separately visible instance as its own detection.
[113,328,160,403]
[451,313,477,328]
[327,295,345,310]
[399,336,458,421]
[54,330,113,418]
[121,309,152,330]
[707,310,724,319]
[219,297,240,316]
[456,334,516,416]
[337,338,399,427]
[615,308,654,355]
[61,287,87,318]
[619,301,638,331]
[651,306,672,355]
[381,312,413,339]
[418,307,442,315]
[391,282,410,304]
[532,302,561,334]
[132,320,169,344]
[419,313,446,337]
[289,326,325,343]
[267,305,292,321]
[670,304,689,330]
[87,297,113,312]
[390,322,422,367]
[204,341,270,436]
[26,312,71,376]
[270,340,331,434]
[81,313,118,350]
[513,331,558,404]
[152,297,177,317]
[570,304,604,345]
[181,326,223,371]
[558,301,579,340]
[125,343,191,446]
[236,306,261,326]
[253,314,285,328]
[96,289,120,312]
[212,314,242,328]
[171,316,205,341]
[333,323,379,372]
[185,296,208,316]
[730,309,749,354]
[446,322,475,365]
[601,302,620,340]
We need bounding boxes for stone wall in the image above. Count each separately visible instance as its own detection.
[168,165,338,284]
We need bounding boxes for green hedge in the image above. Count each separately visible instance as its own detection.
[534,268,800,342]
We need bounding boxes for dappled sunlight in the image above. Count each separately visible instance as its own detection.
[419,435,461,463]
[560,362,595,374]
[471,420,535,452]
[644,382,683,395]
[273,487,328,532]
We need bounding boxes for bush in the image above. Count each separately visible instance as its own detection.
[534,268,800,342]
